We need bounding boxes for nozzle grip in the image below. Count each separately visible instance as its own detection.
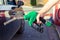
[34,17,46,24]
[39,17,46,24]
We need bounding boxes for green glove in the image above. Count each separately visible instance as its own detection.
[24,11,52,27]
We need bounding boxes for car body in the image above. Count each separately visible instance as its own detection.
[0,5,25,40]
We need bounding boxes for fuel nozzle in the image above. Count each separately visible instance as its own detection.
[24,11,52,33]
[24,11,52,27]
[39,17,52,27]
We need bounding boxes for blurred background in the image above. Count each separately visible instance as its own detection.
[0,0,60,40]
[0,0,48,6]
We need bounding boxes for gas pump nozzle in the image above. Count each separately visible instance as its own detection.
[24,11,52,33]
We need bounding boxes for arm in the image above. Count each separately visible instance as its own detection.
[38,0,59,14]
[37,0,59,24]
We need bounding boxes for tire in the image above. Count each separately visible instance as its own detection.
[17,19,25,34]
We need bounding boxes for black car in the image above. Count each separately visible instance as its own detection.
[0,0,25,40]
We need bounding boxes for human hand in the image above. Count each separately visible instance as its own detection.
[36,13,44,24]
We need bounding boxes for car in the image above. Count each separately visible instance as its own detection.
[0,0,25,40]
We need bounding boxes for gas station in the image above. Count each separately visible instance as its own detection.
[0,0,60,40]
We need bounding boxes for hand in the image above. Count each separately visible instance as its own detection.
[36,13,44,24]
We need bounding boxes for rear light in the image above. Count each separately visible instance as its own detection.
[0,12,5,17]
[0,12,6,24]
